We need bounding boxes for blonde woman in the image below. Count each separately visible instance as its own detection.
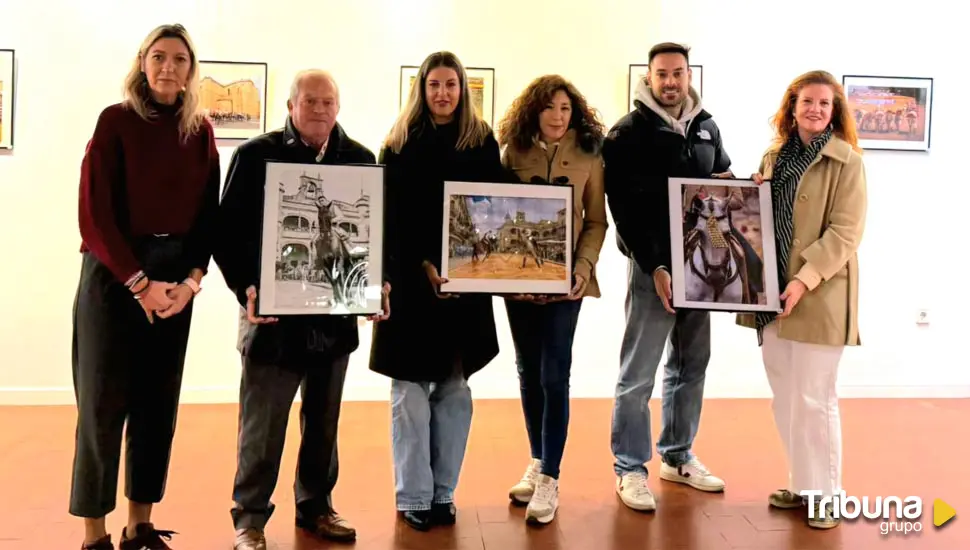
[71,23,220,550]
[741,69,867,529]
[369,51,509,531]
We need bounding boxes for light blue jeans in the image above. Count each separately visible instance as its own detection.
[390,373,473,511]
[611,259,711,475]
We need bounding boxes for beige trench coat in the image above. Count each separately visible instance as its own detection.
[737,136,867,346]
[501,128,609,298]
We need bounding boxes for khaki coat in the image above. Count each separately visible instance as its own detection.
[501,128,609,297]
[737,136,867,346]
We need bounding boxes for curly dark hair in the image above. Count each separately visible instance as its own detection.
[496,74,605,155]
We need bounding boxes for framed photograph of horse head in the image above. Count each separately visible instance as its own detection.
[257,161,385,316]
[668,177,782,312]
[440,180,573,295]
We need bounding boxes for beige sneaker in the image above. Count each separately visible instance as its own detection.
[525,474,559,524]
[509,458,542,504]
[807,501,840,529]
[234,528,266,550]
[615,472,656,511]
[769,489,805,509]
[659,458,725,492]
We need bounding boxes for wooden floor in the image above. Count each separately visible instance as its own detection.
[1,398,967,549]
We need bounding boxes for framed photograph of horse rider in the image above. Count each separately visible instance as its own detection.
[440,180,574,295]
[667,177,782,312]
[257,161,386,316]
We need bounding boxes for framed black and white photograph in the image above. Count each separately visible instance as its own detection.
[258,162,385,316]
[399,65,496,126]
[668,177,781,312]
[0,49,15,149]
[842,74,933,151]
[628,63,703,112]
[441,180,573,295]
[198,60,268,140]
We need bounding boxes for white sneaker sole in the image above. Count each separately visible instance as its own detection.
[658,470,725,492]
[525,506,557,524]
[616,488,656,511]
[509,490,532,505]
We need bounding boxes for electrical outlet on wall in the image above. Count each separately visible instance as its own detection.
[916,308,930,325]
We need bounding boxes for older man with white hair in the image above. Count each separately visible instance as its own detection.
[213,69,381,550]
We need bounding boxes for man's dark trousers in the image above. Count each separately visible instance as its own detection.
[230,352,350,530]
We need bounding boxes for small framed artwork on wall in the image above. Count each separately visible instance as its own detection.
[198,60,268,141]
[0,49,15,149]
[842,74,933,151]
[628,63,703,112]
[399,65,496,127]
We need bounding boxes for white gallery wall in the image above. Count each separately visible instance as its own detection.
[0,0,966,405]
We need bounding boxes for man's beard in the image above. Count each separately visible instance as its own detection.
[655,87,683,106]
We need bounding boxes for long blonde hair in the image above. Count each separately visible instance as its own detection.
[384,51,490,154]
[770,70,860,153]
[122,23,205,141]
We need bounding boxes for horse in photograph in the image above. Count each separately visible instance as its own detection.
[312,195,356,306]
[472,231,497,264]
[519,229,543,269]
[683,191,763,304]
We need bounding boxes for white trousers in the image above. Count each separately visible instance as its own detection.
[762,323,844,497]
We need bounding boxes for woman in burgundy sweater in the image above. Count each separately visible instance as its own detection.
[70,24,220,550]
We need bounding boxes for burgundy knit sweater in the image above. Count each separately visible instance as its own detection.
[77,99,221,283]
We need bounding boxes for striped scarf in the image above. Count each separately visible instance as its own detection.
[755,127,832,340]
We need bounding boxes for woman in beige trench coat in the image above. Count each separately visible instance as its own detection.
[739,70,867,530]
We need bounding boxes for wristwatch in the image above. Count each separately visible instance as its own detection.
[182,278,202,295]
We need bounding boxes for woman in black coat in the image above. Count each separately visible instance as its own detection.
[370,50,509,531]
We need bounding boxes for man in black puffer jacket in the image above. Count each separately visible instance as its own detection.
[603,42,733,512]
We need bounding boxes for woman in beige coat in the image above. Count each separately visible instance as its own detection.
[494,74,608,525]
[740,70,867,530]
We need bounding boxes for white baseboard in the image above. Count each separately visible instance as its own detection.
[1,384,967,406]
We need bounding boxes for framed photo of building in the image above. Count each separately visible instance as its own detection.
[441,180,573,295]
[628,63,703,112]
[258,161,385,316]
[842,74,933,151]
[668,177,781,312]
[198,60,268,140]
[399,65,496,126]
[0,49,15,149]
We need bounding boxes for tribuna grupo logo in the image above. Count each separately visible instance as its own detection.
[800,490,923,535]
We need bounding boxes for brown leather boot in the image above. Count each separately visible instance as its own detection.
[296,511,357,542]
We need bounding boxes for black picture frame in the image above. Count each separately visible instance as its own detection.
[440,180,574,295]
[668,176,782,313]
[198,60,269,141]
[399,64,496,127]
[841,74,933,151]
[0,48,15,150]
[257,161,386,316]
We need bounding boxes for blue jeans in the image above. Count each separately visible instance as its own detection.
[612,259,711,475]
[505,298,583,480]
[390,372,472,511]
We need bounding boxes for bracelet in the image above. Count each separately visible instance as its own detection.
[125,270,146,290]
[182,278,201,295]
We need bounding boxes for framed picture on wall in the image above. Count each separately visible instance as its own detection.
[628,63,703,112]
[0,49,15,149]
[257,161,386,316]
[399,65,496,127]
[198,60,268,141]
[440,180,573,295]
[668,177,781,313]
[842,74,933,151]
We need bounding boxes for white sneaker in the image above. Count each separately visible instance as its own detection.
[659,457,725,492]
[525,474,559,524]
[615,472,656,511]
[508,458,542,504]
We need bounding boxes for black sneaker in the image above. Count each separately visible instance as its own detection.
[119,523,177,550]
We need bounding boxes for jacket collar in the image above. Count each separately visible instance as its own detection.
[282,116,346,158]
[533,127,577,151]
[820,135,854,163]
